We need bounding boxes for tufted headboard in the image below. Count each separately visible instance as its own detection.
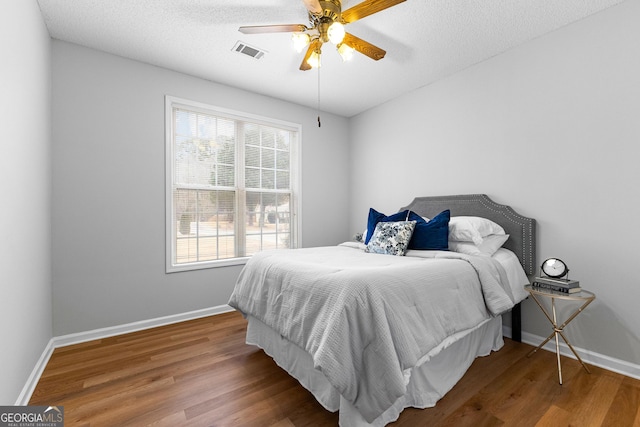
[400,194,536,276]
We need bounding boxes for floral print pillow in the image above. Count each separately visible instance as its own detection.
[365,221,416,256]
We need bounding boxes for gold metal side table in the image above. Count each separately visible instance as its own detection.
[524,285,596,385]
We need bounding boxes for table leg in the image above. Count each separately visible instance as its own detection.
[552,298,563,384]
[526,293,557,358]
[557,330,592,374]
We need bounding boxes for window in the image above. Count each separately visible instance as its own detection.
[165,96,300,272]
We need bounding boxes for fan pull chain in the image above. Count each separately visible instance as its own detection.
[317,66,321,128]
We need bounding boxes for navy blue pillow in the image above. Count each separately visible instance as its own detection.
[365,208,411,244]
[364,208,450,250]
[408,209,450,250]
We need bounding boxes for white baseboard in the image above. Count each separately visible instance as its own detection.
[503,325,640,380]
[16,304,234,405]
[15,339,55,405]
[52,304,234,348]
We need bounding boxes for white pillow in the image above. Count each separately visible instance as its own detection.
[449,234,509,256]
[448,216,506,245]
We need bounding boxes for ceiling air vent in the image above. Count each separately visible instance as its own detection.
[233,41,266,60]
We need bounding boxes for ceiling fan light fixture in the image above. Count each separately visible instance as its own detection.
[239,0,406,71]
[291,32,311,53]
[327,21,345,45]
[307,49,322,68]
[337,43,355,61]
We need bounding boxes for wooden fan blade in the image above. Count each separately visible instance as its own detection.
[239,24,307,34]
[300,40,322,71]
[341,0,406,23]
[302,0,323,15]
[343,32,386,60]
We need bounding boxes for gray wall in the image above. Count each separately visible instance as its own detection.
[51,41,350,336]
[349,0,640,366]
[0,1,53,404]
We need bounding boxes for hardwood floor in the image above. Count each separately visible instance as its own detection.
[30,311,640,426]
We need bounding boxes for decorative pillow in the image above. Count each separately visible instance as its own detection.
[449,234,510,256]
[448,216,506,245]
[409,209,450,250]
[365,221,416,256]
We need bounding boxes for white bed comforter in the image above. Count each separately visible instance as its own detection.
[228,243,517,422]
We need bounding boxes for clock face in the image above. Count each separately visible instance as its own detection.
[542,258,568,278]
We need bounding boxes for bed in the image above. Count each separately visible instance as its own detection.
[228,194,536,426]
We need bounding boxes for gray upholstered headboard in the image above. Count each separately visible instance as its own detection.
[400,194,536,275]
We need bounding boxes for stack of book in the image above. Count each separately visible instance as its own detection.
[532,276,581,294]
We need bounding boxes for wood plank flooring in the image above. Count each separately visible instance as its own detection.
[30,311,640,426]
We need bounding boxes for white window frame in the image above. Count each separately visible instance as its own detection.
[165,96,301,272]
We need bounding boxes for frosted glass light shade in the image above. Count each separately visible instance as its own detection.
[327,22,345,45]
[307,50,321,68]
[337,43,355,61]
[291,32,310,53]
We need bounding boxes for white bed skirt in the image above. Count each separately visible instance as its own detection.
[246,315,504,427]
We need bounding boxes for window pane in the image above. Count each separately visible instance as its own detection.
[174,136,193,185]
[276,150,289,171]
[277,233,291,249]
[245,144,260,168]
[174,189,197,263]
[276,130,290,150]
[175,110,196,137]
[176,236,198,264]
[262,128,275,148]
[195,141,215,186]
[261,170,275,189]
[218,118,235,137]
[198,114,215,139]
[173,189,237,264]
[217,140,235,166]
[245,167,260,188]
[245,123,260,146]
[245,192,261,227]
[217,165,235,187]
[276,193,291,231]
[174,188,196,236]
[276,171,290,189]
[244,191,291,256]
[261,147,275,169]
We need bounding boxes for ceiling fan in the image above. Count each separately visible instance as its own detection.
[239,0,406,71]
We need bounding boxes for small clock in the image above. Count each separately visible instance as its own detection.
[541,258,569,279]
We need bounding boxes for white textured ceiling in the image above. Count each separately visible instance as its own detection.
[37,0,626,117]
